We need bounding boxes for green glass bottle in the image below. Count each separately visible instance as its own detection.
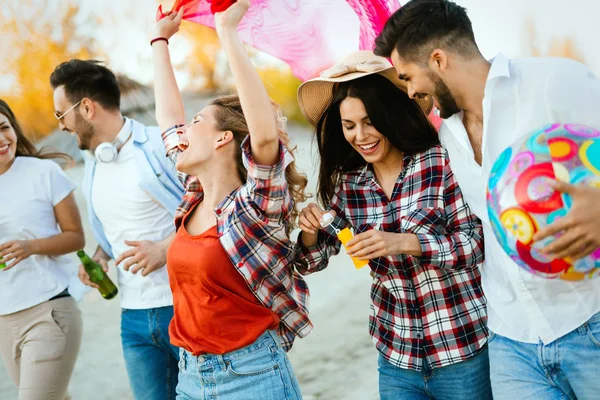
[76,250,118,300]
[0,256,6,270]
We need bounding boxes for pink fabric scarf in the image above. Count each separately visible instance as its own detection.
[157,0,401,81]
[156,0,442,128]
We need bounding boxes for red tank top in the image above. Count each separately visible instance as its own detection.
[166,203,279,355]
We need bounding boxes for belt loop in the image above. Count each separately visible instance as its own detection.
[217,354,227,372]
[179,348,187,371]
[268,330,282,348]
[422,356,434,380]
[266,330,276,344]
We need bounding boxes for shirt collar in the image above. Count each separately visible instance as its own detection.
[441,53,511,144]
[485,53,510,92]
[82,117,133,161]
[117,117,133,143]
[357,154,415,184]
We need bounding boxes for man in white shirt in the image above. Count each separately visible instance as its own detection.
[50,60,185,400]
[374,0,600,398]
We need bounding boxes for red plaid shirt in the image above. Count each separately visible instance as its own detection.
[162,126,312,351]
[295,145,487,371]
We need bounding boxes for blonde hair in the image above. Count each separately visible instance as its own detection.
[210,95,309,235]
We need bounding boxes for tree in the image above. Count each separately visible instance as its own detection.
[0,0,100,140]
[257,66,305,124]
[185,24,305,123]
[179,23,222,90]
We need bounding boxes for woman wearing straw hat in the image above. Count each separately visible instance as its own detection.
[294,51,492,399]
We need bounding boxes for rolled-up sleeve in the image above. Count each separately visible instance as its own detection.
[415,153,484,271]
[240,136,294,222]
[294,184,349,275]
[161,124,183,161]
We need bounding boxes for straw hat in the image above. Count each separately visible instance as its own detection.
[298,51,433,126]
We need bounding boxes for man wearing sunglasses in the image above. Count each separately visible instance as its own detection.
[50,59,184,400]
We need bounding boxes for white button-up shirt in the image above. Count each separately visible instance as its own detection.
[439,53,600,344]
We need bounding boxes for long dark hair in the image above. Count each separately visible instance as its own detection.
[0,99,72,162]
[315,73,439,205]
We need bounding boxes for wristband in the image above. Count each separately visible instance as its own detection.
[150,37,169,46]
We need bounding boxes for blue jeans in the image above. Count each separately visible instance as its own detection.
[121,306,180,400]
[378,347,492,400]
[176,330,302,400]
[489,312,600,400]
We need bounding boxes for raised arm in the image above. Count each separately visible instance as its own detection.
[151,9,193,188]
[215,0,280,166]
[152,9,186,133]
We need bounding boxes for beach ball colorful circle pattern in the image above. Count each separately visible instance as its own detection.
[487,123,600,280]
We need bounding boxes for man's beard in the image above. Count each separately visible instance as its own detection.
[429,71,460,119]
[74,112,96,151]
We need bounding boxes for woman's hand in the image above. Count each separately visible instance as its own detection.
[214,0,250,35]
[298,203,333,247]
[347,231,422,260]
[0,240,35,270]
[155,8,184,40]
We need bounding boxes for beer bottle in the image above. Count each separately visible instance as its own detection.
[0,256,6,270]
[76,250,118,300]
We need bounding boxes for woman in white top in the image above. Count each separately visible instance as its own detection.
[0,99,84,400]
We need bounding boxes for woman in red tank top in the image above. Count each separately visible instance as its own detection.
[152,1,310,399]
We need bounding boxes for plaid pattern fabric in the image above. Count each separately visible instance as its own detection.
[295,145,487,371]
[162,125,312,351]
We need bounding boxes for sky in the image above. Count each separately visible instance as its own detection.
[88,0,600,84]
[456,0,598,70]
[2,0,599,90]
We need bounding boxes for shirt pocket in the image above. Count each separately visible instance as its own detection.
[400,207,446,236]
[353,222,378,235]
[347,203,386,233]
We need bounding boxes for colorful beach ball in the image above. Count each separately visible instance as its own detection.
[487,123,600,281]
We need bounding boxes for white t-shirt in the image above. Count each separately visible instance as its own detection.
[91,126,174,310]
[0,157,78,315]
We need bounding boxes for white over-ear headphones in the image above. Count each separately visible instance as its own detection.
[94,124,132,163]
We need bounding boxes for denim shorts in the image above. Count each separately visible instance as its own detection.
[176,330,302,400]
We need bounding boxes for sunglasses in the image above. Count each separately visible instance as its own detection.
[54,100,83,121]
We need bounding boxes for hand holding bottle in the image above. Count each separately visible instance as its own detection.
[298,203,331,247]
[298,203,368,269]
[0,240,34,271]
[77,250,118,300]
[78,253,109,289]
